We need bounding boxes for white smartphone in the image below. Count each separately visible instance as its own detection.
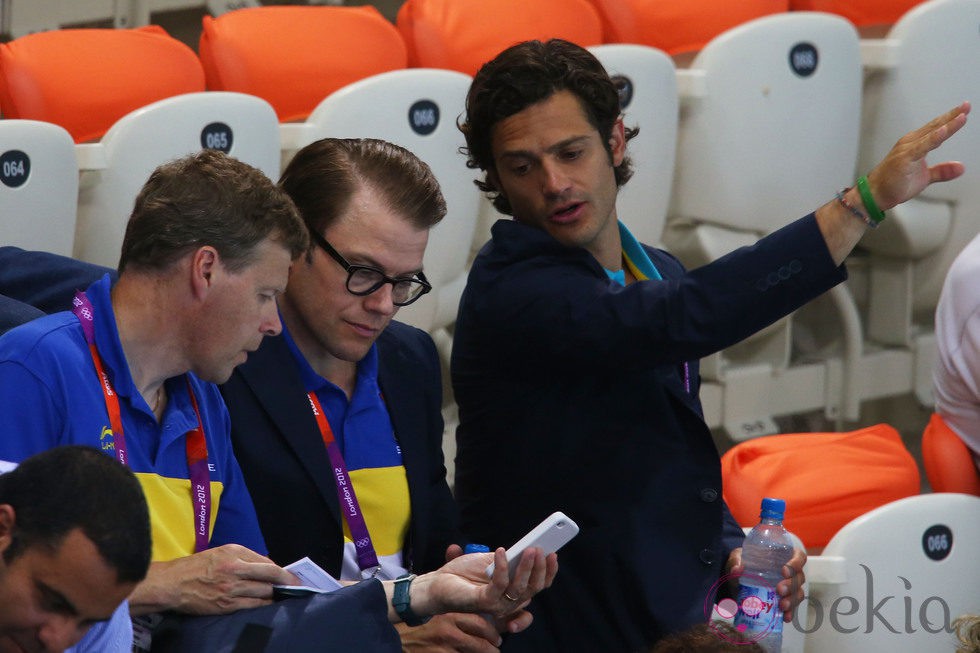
[485,511,579,580]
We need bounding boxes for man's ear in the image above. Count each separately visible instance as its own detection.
[189,247,220,299]
[0,504,16,555]
[609,117,626,168]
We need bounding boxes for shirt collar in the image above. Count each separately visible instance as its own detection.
[618,221,663,281]
[280,313,380,395]
[87,274,198,431]
[90,274,139,400]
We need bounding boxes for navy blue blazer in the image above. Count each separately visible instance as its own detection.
[0,246,112,333]
[452,215,848,652]
[220,320,458,577]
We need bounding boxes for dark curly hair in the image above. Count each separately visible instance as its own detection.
[650,622,765,652]
[0,445,151,584]
[460,39,638,215]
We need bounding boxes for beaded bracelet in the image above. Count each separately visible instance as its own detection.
[856,175,886,224]
[836,189,878,229]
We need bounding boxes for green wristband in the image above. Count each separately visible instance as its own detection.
[856,175,886,224]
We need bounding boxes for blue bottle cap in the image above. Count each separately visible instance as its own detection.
[760,497,786,520]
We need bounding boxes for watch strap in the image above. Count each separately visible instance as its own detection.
[392,573,430,627]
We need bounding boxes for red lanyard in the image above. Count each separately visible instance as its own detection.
[72,291,212,553]
[307,391,380,574]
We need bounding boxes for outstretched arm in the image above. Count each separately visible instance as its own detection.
[814,102,970,266]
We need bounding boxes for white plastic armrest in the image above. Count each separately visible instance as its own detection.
[278,123,319,152]
[675,69,707,101]
[860,39,900,70]
[75,143,107,172]
[803,555,847,586]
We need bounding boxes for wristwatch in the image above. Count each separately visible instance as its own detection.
[392,573,431,627]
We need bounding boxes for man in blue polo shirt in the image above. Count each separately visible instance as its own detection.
[0,150,308,648]
[0,148,559,652]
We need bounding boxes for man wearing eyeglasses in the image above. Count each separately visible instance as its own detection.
[0,143,554,652]
[220,138,509,652]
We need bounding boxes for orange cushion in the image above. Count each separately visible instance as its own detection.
[585,0,788,56]
[789,0,922,28]
[0,26,204,143]
[396,0,603,76]
[721,424,920,548]
[581,0,642,44]
[922,413,980,496]
[199,6,407,123]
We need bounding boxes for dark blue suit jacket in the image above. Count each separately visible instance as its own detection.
[0,246,112,333]
[220,320,459,577]
[452,215,848,652]
[153,579,400,652]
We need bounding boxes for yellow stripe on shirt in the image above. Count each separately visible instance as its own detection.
[136,473,222,562]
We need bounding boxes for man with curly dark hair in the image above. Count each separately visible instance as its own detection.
[451,37,968,651]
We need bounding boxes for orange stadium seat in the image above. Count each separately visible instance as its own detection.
[922,413,980,495]
[0,26,204,143]
[789,0,924,30]
[585,0,789,57]
[721,424,921,549]
[396,0,604,76]
[199,6,407,123]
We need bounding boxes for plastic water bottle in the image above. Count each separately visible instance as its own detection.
[734,497,794,652]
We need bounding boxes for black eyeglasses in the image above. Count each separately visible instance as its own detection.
[309,229,431,307]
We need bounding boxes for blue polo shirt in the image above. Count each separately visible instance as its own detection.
[604,221,663,285]
[281,321,411,580]
[0,274,266,561]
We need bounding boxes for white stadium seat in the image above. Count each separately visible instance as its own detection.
[664,12,864,436]
[856,0,980,348]
[0,119,78,257]
[73,91,281,268]
[803,493,980,652]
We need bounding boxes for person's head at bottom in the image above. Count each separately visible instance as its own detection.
[650,622,765,652]
[0,446,151,652]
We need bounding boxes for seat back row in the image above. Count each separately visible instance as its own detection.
[3,1,977,440]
